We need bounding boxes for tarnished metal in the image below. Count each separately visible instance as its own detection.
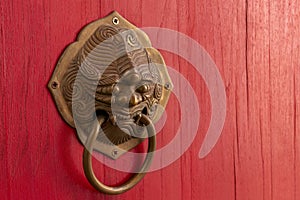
[48,11,172,194]
[48,11,172,159]
[83,114,156,195]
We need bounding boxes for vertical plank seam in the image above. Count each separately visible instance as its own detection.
[0,1,10,199]
[259,109,266,200]
[245,0,250,131]
[293,9,297,197]
[290,3,297,198]
[288,2,297,199]
[268,0,273,198]
[233,143,237,200]
[174,0,185,200]
[234,73,239,200]
[257,1,266,198]
[294,52,297,200]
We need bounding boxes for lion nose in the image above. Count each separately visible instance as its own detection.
[129,93,143,106]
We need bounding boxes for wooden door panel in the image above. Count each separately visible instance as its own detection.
[1,0,299,199]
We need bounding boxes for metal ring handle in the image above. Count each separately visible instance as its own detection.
[83,114,156,195]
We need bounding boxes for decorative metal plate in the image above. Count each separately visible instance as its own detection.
[48,11,172,159]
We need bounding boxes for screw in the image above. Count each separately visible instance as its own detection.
[112,17,119,25]
[164,82,171,90]
[51,81,58,89]
[112,149,118,157]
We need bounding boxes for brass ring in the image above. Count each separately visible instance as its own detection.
[83,114,156,195]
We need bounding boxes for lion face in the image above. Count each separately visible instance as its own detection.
[61,25,165,146]
[50,12,172,158]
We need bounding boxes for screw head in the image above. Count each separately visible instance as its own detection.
[51,81,58,89]
[112,17,119,25]
[164,82,171,90]
[112,149,118,157]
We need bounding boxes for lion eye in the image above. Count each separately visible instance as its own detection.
[136,84,150,93]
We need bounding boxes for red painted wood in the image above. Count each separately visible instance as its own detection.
[1,0,300,199]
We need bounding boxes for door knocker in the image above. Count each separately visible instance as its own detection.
[48,11,172,194]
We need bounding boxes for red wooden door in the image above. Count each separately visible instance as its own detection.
[1,0,300,200]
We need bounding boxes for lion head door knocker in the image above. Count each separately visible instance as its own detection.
[48,11,172,194]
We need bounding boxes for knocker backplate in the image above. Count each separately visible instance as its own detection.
[48,11,172,159]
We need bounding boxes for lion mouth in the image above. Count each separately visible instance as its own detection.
[111,104,150,137]
[132,106,149,125]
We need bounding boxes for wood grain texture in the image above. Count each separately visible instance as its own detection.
[1,0,299,199]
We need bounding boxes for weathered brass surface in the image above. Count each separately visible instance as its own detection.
[48,11,172,159]
[83,114,156,195]
[48,11,172,194]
